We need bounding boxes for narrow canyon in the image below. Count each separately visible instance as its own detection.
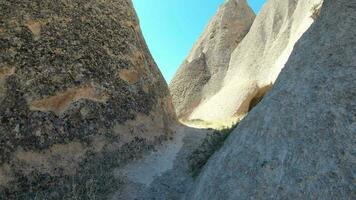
[0,0,355,199]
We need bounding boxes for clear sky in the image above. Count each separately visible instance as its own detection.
[132,0,266,82]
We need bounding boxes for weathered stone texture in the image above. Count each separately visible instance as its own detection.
[174,0,324,122]
[169,0,255,119]
[186,0,356,199]
[0,0,175,199]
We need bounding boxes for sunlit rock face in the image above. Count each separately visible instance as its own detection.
[0,0,176,198]
[186,0,356,199]
[169,0,255,119]
[175,0,323,122]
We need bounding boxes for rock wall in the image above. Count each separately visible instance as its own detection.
[186,0,356,199]
[0,0,176,199]
[183,0,323,121]
[169,0,255,119]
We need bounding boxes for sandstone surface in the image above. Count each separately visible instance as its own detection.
[169,0,255,119]
[174,0,324,121]
[186,0,356,198]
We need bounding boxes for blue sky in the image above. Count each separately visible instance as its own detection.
[132,0,266,82]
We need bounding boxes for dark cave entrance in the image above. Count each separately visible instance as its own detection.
[248,84,273,112]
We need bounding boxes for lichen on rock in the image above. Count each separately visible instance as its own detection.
[0,0,176,198]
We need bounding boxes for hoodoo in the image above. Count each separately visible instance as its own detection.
[186,0,356,199]
[172,0,324,122]
[1,0,355,199]
[169,0,255,120]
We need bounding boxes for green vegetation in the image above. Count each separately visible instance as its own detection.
[187,123,239,177]
[311,3,322,20]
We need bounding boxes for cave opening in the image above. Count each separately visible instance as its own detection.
[248,84,273,111]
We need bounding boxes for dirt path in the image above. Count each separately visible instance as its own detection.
[111,125,212,200]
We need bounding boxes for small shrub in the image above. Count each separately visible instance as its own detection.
[187,123,239,177]
[311,3,322,20]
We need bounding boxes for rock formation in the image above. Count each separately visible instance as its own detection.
[186,0,356,199]
[169,0,255,119]
[173,0,324,122]
[0,0,175,199]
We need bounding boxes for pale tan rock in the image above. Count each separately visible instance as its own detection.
[186,0,356,198]
[170,0,255,119]
[119,69,140,84]
[180,0,324,121]
[25,20,45,38]
[14,142,86,176]
[28,85,109,115]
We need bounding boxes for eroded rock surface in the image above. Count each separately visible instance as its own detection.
[186,0,356,199]
[112,125,212,200]
[169,0,255,119]
[175,0,324,121]
[0,0,175,199]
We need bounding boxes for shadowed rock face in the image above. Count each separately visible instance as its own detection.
[169,0,255,119]
[0,0,176,199]
[186,0,356,199]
